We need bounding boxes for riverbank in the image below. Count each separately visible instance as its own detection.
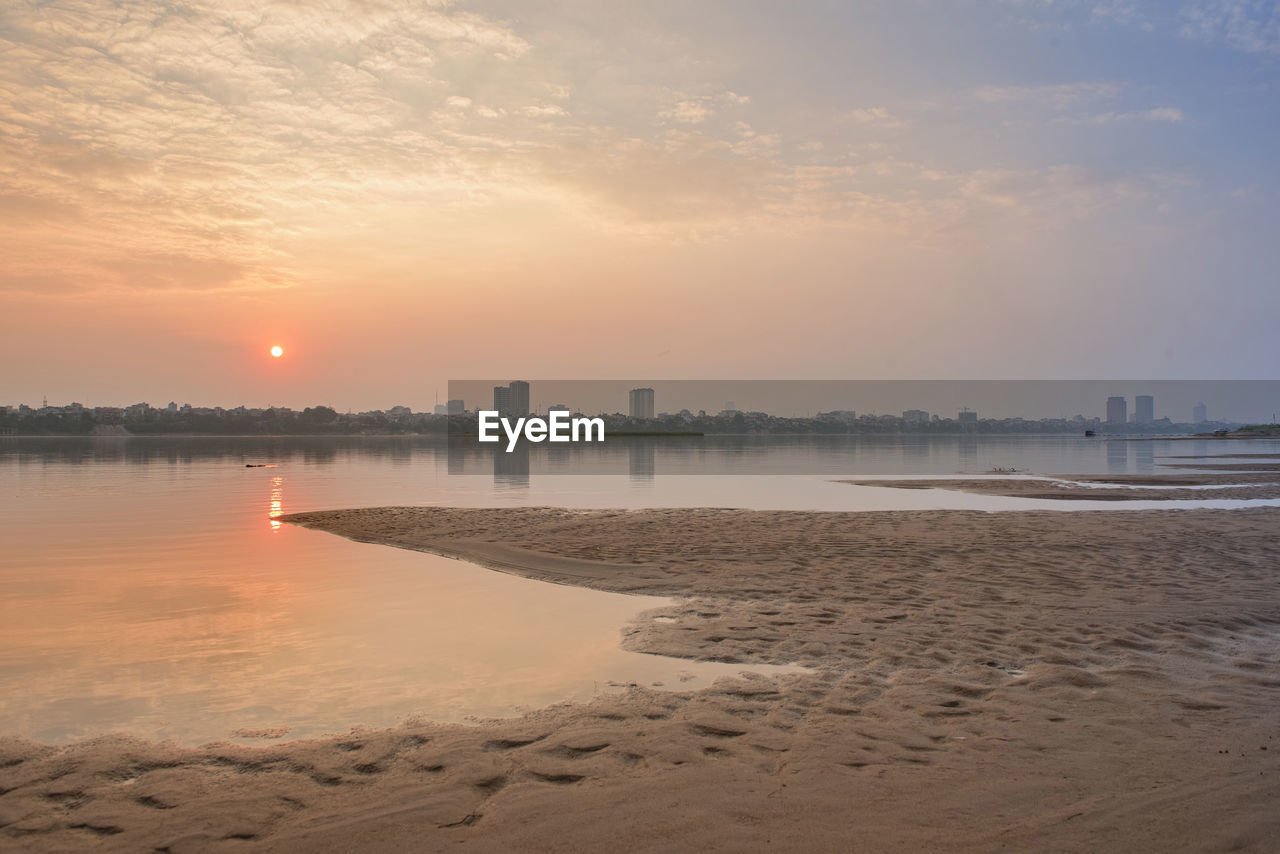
[2,506,1278,852]
[846,472,1280,500]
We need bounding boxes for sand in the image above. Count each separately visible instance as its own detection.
[847,472,1280,500]
[1158,463,1280,472]
[3,506,1279,852]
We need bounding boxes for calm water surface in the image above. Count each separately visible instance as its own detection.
[3,435,1278,745]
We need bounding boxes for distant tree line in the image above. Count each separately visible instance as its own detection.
[591,412,1214,436]
[0,404,1231,436]
[0,406,450,436]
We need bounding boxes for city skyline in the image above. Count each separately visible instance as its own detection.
[13,381,1273,425]
[444,380,1280,424]
[0,397,1248,439]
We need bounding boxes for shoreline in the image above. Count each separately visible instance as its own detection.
[6,431,1274,439]
[3,506,1279,851]
[846,472,1280,501]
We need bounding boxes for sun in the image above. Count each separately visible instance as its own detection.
[270,345,284,358]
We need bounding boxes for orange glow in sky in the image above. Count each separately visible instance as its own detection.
[2,2,1277,409]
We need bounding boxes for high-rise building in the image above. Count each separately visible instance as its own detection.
[492,381,530,417]
[957,409,977,427]
[903,409,929,424]
[629,387,655,419]
[1135,395,1154,424]
[508,381,529,418]
[493,386,511,415]
[1106,396,1127,424]
[447,399,464,415]
[1193,402,1207,424]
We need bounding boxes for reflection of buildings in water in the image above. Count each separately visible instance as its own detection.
[710,435,752,457]
[957,436,978,470]
[1134,441,1154,474]
[446,434,470,475]
[299,445,339,465]
[628,441,656,482]
[1106,440,1129,474]
[493,443,530,488]
[546,441,572,469]
[388,440,413,466]
[901,440,929,464]
[268,476,284,532]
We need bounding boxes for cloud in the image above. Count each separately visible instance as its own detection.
[530,130,776,234]
[998,0,1279,55]
[522,104,568,118]
[662,100,713,123]
[99,254,251,292]
[974,81,1122,109]
[0,0,556,295]
[972,80,1183,129]
[1058,106,1187,125]
[658,91,752,125]
[846,107,907,130]
[949,164,1177,223]
[0,0,1233,298]
[731,133,781,157]
[1179,0,1280,54]
[1143,106,1186,122]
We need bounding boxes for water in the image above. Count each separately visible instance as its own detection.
[2,434,1278,746]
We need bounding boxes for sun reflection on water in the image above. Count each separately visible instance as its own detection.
[269,476,283,532]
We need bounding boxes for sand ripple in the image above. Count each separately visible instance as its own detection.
[3,507,1279,852]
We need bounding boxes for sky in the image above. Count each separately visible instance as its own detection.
[1,0,1278,411]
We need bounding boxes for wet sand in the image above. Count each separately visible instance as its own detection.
[3,507,1279,852]
[1158,463,1280,472]
[848,472,1280,500]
